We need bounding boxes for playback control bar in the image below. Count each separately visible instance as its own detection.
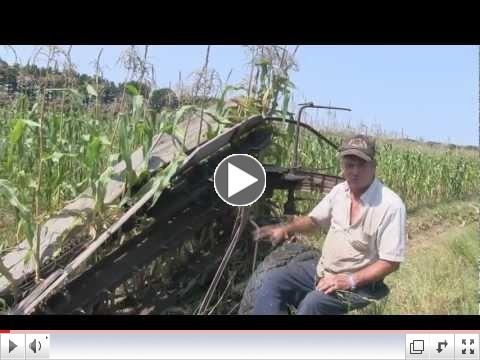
[1,331,479,360]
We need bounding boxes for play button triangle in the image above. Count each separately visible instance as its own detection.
[228,162,258,198]
[9,339,17,353]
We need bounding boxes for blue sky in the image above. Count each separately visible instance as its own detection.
[1,45,477,146]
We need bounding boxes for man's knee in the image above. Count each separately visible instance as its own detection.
[296,290,347,315]
[260,268,291,294]
[263,268,289,288]
[252,268,293,315]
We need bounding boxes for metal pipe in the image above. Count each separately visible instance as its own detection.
[292,103,352,168]
[269,118,339,150]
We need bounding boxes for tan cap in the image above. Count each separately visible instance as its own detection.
[338,134,376,162]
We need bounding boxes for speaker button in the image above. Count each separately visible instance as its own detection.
[25,334,50,359]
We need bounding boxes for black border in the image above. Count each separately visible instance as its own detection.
[0,315,477,330]
[3,0,480,44]
[1,10,480,44]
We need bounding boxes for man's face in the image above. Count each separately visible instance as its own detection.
[341,155,376,193]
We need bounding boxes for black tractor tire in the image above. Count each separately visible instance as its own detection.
[238,242,321,315]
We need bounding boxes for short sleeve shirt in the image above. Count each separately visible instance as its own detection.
[308,178,406,277]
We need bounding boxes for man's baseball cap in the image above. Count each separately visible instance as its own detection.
[338,134,376,162]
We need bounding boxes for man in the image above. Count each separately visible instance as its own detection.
[252,134,406,315]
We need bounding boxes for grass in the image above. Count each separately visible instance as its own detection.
[354,200,479,315]
[379,223,478,315]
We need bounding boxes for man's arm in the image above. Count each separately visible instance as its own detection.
[253,186,338,245]
[283,216,319,234]
[351,259,399,288]
[316,259,400,295]
[253,216,318,245]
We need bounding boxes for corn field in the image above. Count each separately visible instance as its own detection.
[0,45,296,287]
[261,125,479,211]
[0,92,194,244]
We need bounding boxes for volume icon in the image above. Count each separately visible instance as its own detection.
[29,339,42,354]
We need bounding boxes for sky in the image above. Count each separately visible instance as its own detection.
[1,45,477,146]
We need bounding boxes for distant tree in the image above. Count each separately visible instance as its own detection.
[5,66,18,94]
[149,88,179,112]
[0,58,8,70]
[0,58,8,84]
[0,57,137,109]
[102,80,119,104]
[120,80,150,98]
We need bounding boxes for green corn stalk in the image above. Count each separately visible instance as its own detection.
[119,115,137,196]
[0,179,34,290]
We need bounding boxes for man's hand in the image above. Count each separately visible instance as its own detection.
[252,224,289,246]
[316,274,352,295]
[252,216,318,246]
[316,260,400,295]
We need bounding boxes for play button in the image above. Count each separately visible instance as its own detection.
[1,334,25,359]
[9,340,17,353]
[214,154,266,206]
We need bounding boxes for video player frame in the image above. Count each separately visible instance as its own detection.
[0,45,477,316]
